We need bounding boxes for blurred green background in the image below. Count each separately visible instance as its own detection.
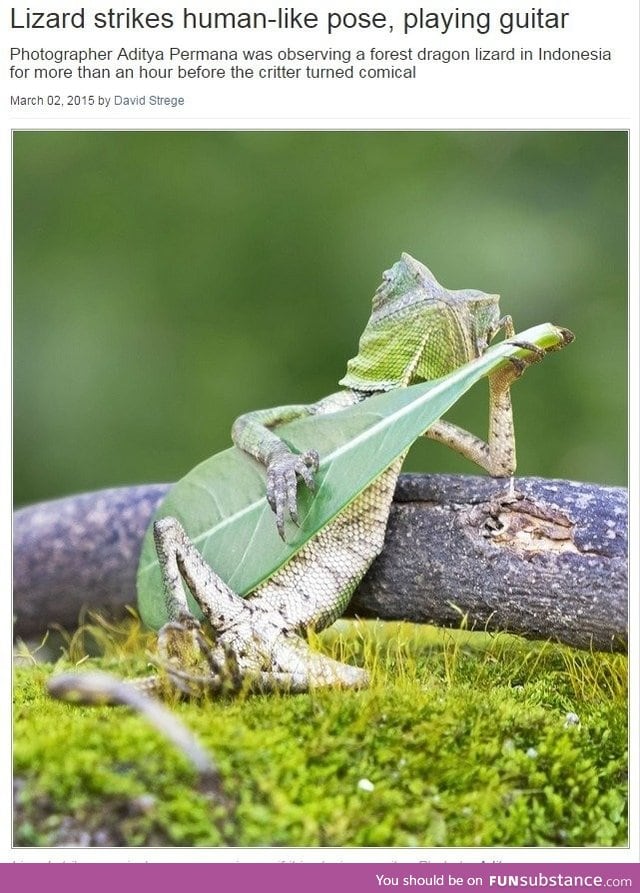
[14,131,627,506]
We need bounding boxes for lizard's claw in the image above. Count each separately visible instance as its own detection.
[157,615,210,675]
[507,339,545,377]
[266,449,320,539]
[550,327,575,349]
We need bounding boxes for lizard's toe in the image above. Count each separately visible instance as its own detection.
[510,339,545,362]
[266,450,320,537]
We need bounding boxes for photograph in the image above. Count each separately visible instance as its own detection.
[13,130,628,848]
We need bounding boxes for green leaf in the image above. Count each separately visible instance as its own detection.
[137,324,569,629]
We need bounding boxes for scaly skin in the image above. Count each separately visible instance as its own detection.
[147,253,552,695]
[50,253,569,700]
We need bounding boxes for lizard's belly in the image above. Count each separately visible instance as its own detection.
[250,457,403,631]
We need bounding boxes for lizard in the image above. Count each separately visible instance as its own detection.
[111,252,572,698]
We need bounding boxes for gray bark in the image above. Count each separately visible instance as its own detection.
[13,475,627,652]
[349,474,627,653]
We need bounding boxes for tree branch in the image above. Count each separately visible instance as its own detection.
[349,474,627,653]
[13,475,627,652]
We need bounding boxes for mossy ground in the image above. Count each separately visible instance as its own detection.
[14,617,628,848]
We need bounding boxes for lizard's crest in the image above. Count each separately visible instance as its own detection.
[339,253,502,392]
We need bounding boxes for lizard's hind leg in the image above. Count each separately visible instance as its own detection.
[153,517,245,628]
[152,517,369,695]
[152,517,247,692]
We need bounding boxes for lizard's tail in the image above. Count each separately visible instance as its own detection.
[47,671,220,782]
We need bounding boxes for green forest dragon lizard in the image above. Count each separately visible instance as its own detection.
[49,252,573,703]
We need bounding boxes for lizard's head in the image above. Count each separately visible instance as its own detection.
[339,253,502,392]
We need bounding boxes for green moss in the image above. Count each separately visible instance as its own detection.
[14,621,627,847]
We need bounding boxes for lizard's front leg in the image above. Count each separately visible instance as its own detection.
[425,327,572,476]
[231,391,359,537]
[231,405,319,538]
[426,367,519,475]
